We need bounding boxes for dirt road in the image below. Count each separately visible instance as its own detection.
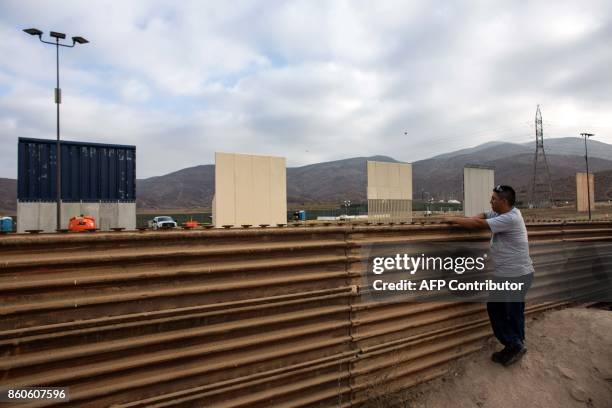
[401,306,612,408]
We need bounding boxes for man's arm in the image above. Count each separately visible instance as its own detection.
[443,215,490,230]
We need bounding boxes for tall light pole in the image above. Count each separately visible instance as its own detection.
[580,133,594,221]
[23,28,88,231]
[343,200,351,216]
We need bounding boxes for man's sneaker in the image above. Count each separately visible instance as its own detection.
[491,346,510,364]
[501,346,527,366]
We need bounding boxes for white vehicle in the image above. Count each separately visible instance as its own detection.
[148,216,177,230]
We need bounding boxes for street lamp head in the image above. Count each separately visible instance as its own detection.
[23,28,43,36]
[71,36,89,45]
[49,31,66,39]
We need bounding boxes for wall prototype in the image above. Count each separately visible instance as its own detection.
[576,172,595,212]
[367,161,412,222]
[213,152,287,227]
[18,137,136,202]
[16,137,137,233]
[463,166,495,217]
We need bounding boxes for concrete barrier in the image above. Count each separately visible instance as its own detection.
[16,201,136,232]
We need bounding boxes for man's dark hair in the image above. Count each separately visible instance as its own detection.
[493,185,516,206]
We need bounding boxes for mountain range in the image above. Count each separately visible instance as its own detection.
[1,137,611,213]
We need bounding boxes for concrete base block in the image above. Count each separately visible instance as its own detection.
[38,203,56,232]
[117,203,136,230]
[61,203,82,229]
[99,203,116,231]
[81,203,101,226]
[17,201,136,233]
[17,202,49,233]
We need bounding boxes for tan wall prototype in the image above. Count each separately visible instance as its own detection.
[463,167,495,217]
[576,172,595,212]
[367,161,412,222]
[213,152,287,227]
[367,161,412,200]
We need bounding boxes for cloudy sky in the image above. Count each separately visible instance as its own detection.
[0,0,611,178]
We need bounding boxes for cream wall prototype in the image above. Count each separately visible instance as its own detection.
[367,161,412,199]
[367,161,412,222]
[576,173,595,212]
[213,152,287,227]
[463,166,495,217]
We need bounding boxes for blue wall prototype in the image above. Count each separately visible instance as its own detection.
[18,137,136,202]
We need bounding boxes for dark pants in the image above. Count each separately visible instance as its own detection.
[486,273,533,348]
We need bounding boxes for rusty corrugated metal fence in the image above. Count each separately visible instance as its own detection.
[1,222,610,407]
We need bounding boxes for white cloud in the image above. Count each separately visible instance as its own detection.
[120,78,151,102]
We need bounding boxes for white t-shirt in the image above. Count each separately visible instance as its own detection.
[485,207,535,277]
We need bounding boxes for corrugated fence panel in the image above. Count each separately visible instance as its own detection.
[344,222,612,406]
[0,222,610,407]
[0,228,356,408]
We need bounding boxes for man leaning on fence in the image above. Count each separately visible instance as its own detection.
[444,185,534,367]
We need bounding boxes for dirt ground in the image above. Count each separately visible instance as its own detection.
[402,306,612,408]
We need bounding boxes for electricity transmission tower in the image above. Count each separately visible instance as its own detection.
[529,105,554,208]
